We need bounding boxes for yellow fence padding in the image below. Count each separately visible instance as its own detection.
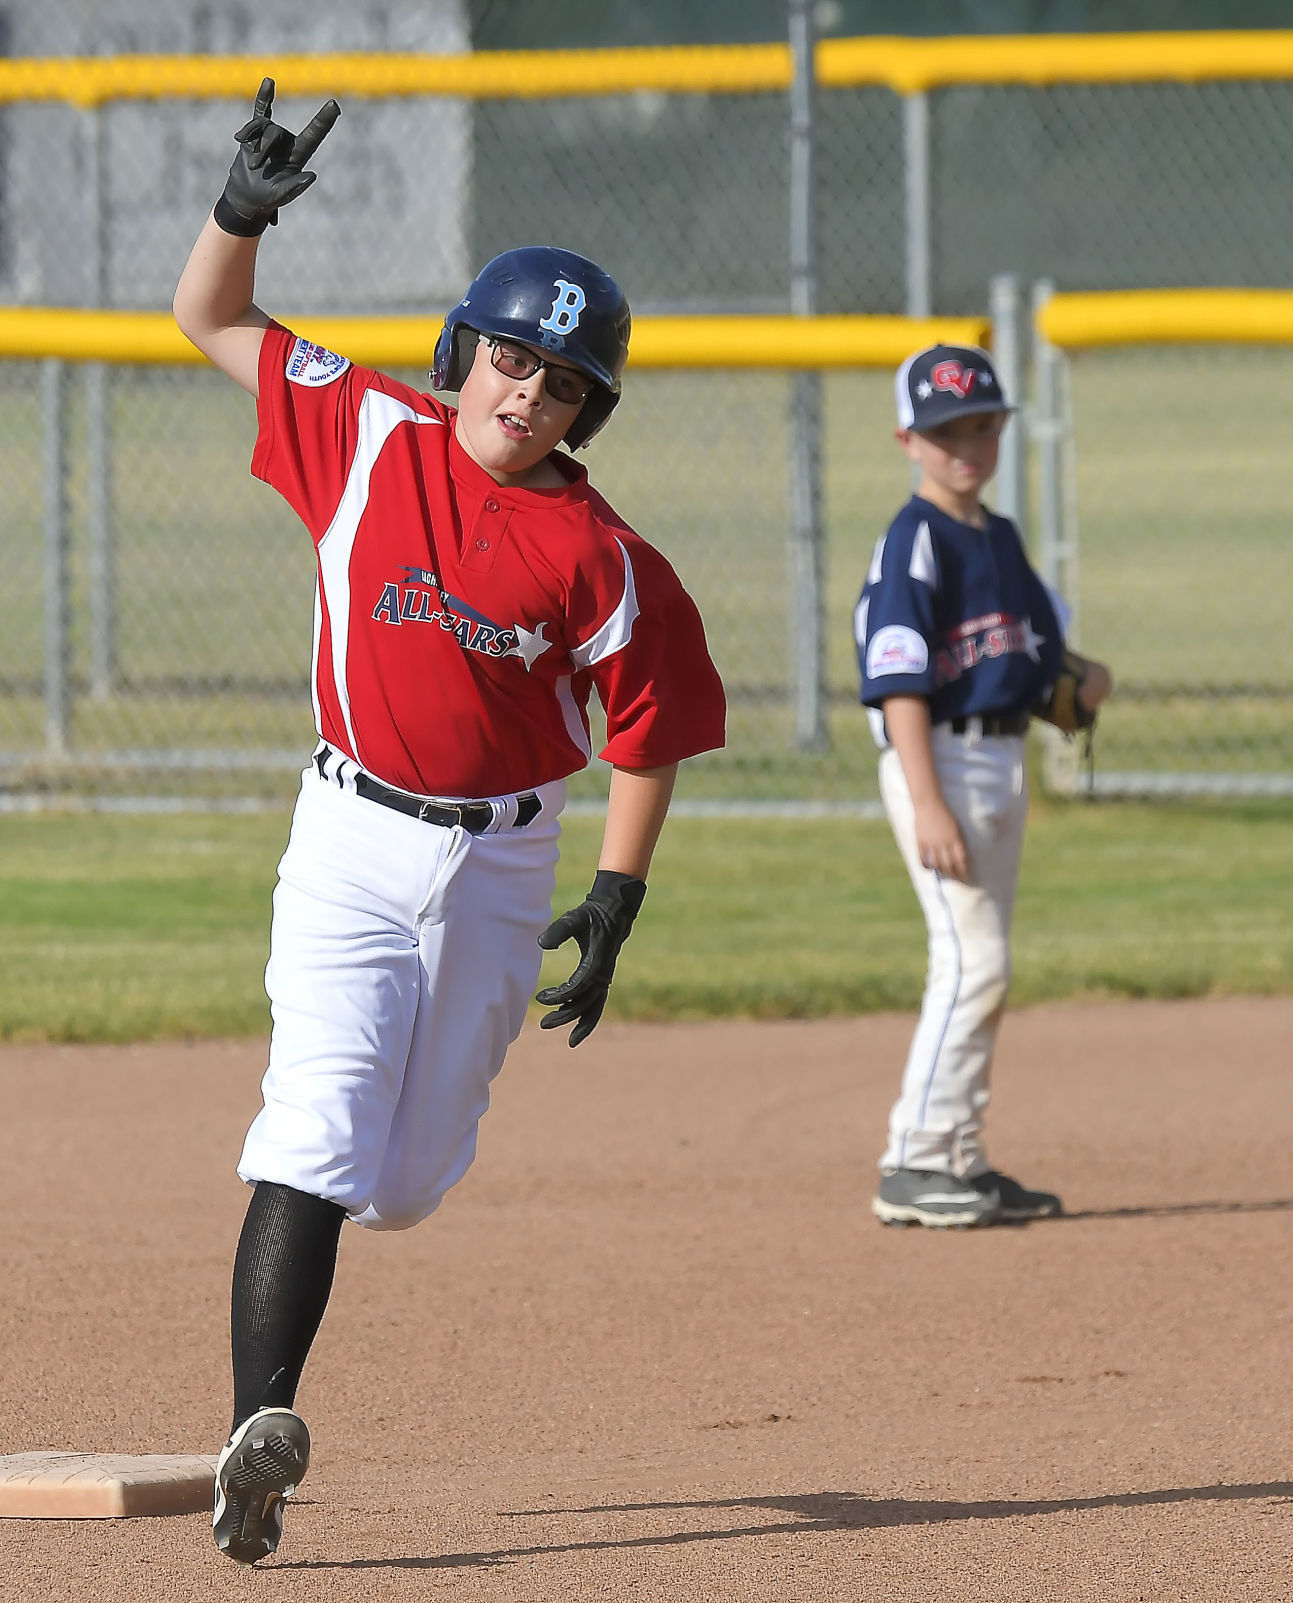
[10,298,1293,365]
[0,309,992,369]
[1039,290,1293,349]
[818,32,1293,93]
[3,33,1293,107]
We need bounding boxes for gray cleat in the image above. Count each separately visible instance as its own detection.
[213,1406,310,1564]
[969,1169,1063,1220]
[873,1167,1002,1228]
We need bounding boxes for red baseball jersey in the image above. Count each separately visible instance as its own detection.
[253,323,726,798]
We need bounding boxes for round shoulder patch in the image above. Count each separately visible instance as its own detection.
[285,337,352,387]
[866,623,929,679]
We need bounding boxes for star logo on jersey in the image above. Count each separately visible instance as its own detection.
[372,569,554,670]
[509,621,551,670]
[1018,615,1047,663]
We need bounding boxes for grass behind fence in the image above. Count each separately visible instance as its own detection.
[0,799,1289,1043]
[4,349,1293,797]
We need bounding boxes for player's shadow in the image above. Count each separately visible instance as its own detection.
[1058,1197,1293,1221]
[277,1480,1293,1571]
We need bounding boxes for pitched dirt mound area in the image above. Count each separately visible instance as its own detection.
[2,999,1291,1602]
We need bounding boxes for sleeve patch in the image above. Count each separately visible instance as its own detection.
[286,337,352,387]
[866,623,929,678]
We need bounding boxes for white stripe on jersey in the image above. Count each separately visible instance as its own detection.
[554,674,593,760]
[1044,581,1072,635]
[894,353,918,428]
[569,537,640,670]
[313,391,443,759]
[867,532,887,587]
[853,595,869,648]
[909,520,937,587]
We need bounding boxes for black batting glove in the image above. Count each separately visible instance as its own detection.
[535,870,647,1048]
[213,77,341,237]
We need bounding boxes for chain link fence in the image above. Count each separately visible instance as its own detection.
[15,76,1293,318]
[3,14,1293,803]
[0,355,912,804]
[1047,342,1293,796]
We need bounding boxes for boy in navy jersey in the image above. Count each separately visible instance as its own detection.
[854,344,1111,1229]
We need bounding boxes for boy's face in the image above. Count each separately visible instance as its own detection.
[454,335,588,483]
[897,410,1007,498]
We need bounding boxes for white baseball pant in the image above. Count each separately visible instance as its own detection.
[238,766,565,1230]
[877,724,1029,1177]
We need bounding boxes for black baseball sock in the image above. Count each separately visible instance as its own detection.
[229,1181,347,1436]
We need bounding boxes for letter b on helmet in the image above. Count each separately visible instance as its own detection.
[538,279,588,345]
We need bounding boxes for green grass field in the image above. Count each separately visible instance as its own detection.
[1,799,1289,1043]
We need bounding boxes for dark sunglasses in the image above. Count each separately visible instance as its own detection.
[482,336,595,406]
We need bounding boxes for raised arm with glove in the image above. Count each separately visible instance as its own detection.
[214,77,340,237]
[174,78,341,395]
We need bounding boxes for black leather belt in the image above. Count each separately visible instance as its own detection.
[946,711,1031,737]
[353,772,542,832]
[314,747,540,833]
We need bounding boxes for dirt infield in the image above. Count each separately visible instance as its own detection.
[2,999,1291,1601]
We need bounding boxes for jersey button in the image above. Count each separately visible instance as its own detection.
[484,497,500,513]
[475,538,491,551]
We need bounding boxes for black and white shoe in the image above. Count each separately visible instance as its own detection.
[970,1170,1063,1221]
[213,1406,310,1564]
[873,1168,1001,1228]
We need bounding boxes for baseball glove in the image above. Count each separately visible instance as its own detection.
[1033,648,1097,736]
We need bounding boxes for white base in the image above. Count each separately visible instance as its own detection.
[0,1452,217,1519]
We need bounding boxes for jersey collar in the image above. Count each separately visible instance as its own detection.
[447,417,592,508]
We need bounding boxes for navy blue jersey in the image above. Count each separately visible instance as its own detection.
[855,496,1064,733]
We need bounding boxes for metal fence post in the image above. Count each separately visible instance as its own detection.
[989,272,1027,533]
[42,358,71,758]
[83,103,116,701]
[903,91,931,319]
[1030,277,1082,795]
[787,0,827,752]
[1031,278,1062,590]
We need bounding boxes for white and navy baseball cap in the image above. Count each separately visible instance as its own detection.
[895,343,1013,431]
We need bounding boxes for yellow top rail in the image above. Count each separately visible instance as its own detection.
[3,32,1293,107]
[820,32,1293,94]
[0,309,991,369]
[7,295,1292,364]
[1040,290,1293,348]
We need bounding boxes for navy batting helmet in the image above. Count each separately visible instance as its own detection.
[432,245,631,450]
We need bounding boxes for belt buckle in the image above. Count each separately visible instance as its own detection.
[460,802,492,834]
[416,798,446,825]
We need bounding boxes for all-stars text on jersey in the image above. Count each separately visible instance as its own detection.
[370,565,552,669]
[934,611,1046,686]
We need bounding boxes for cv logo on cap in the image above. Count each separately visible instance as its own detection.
[930,360,977,399]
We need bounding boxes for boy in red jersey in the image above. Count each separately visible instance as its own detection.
[174,81,725,1564]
